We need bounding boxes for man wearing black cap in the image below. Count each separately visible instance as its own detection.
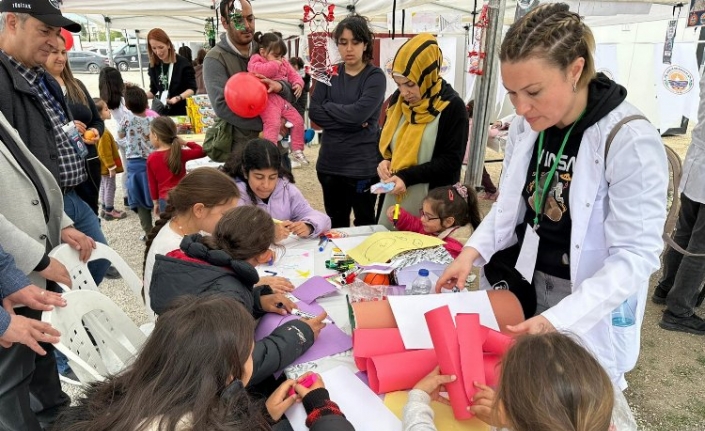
[0,1,95,429]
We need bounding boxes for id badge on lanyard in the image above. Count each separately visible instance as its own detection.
[515,110,585,282]
[62,122,88,159]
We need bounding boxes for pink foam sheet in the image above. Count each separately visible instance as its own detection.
[352,328,407,371]
[424,305,472,420]
[456,313,486,413]
[366,349,438,394]
[482,328,514,356]
[483,354,501,387]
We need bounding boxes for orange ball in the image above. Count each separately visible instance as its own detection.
[363,273,390,286]
[83,130,96,141]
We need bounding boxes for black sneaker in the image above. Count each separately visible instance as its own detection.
[104,266,121,280]
[659,310,705,335]
[651,286,669,305]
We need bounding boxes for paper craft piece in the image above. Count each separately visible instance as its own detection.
[331,236,369,256]
[388,292,498,350]
[352,328,406,371]
[293,276,338,304]
[366,349,437,394]
[482,327,513,356]
[483,354,501,387]
[456,314,485,407]
[351,300,397,329]
[384,391,490,431]
[346,232,444,265]
[254,301,352,367]
[258,248,314,280]
[425,306,472,420]
[286,366,402,431]
[395,261,449,288]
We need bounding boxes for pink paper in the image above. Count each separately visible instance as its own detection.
[483,354,501,387]
[424,306,472,420]
[456,314,486,411]
[293,276,338,304]
[366,349,437,394]
[352,328,406,371]
[483,328,514,356]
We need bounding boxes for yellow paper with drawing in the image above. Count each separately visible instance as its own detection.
[346,232,444,265]
[384,391,489,431]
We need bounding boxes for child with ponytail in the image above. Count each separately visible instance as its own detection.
[386,183,482,258]
[147,116,205,215]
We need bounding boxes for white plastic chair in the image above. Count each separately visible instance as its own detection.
[50,242,155,337]
[49,243,147,315]
[42,290,147,385]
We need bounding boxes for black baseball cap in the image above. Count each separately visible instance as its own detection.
[0,0,82,33]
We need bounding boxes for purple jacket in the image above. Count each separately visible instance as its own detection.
[235,178,331,237]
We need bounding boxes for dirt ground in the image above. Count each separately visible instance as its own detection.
[79,71,705,429]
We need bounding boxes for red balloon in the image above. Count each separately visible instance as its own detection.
[224,72,268,119]
[60,28,74,51]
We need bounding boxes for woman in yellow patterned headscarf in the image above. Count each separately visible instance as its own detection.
[377,33,469,230]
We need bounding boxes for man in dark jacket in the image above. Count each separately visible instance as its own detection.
[0,0,109,288]
[150,234,319,387]
[203,0,295,167]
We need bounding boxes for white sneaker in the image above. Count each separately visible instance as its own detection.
[290,159,302,169]
[291,150,310,165]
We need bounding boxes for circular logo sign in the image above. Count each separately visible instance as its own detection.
[662,65,694,95]
[440,56,451,76]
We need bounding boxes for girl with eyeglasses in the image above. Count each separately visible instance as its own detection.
[385,183,481,258]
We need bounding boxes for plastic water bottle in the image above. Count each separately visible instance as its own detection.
[611,300,635,327]
[409,269,433,295]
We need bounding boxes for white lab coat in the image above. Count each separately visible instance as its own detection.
[467,101,668,389]
[680,70,705,204]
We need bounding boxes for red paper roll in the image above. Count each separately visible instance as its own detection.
[483,328,514,356]
[366,349,437,394]
[483,354,501,387]
[456,313,486,410]
[352,328,406,371]
[425,306,472,420]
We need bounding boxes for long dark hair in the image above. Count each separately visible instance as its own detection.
[333,14,375,63]
[200,206,275,262]
[221,138,294,206]
[53,294,271,431]
[150,116,183,175]
[144,168,240,270]
[98,66,124,110]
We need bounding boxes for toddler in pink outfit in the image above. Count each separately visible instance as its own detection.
[248,32,308,164]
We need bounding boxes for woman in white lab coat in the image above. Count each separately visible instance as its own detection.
[437,2,668,389]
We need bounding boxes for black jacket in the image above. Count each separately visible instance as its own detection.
[150,234,315,385]
[385,81,469,190]
[0,54,74,184]
[148,54,197,116]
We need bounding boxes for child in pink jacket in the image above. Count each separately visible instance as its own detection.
[385,184,482,258]
[248,32,308,164]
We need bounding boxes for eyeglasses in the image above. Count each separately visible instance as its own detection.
[419,209,441,222]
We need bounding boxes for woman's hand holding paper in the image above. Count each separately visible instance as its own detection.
[506,315,555,335]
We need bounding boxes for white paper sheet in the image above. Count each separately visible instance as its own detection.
[331,236,368,256]
[388,292,499,350]
[286,366,402,431]
[257,248,315,280]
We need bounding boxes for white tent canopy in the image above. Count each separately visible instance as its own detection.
[61,0,692,42]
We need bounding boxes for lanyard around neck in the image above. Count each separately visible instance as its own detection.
[532,110,586,227]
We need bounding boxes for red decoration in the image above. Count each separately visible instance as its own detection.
[224,72,267,119]
[61,28,74,51]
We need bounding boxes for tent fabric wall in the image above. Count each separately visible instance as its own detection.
[63,0,689,41]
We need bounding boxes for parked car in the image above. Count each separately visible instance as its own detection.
[88,47,110,57]
[68,51,110,74]
[112,43,150,71]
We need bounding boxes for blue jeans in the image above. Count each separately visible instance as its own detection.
[63,190,109,285]
[158,198,167,213]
